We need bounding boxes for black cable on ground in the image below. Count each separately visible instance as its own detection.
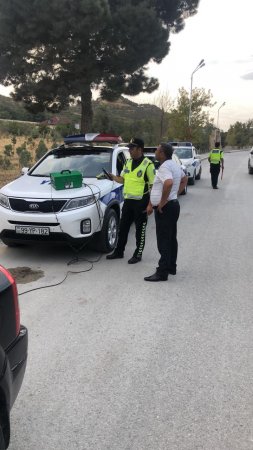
[18,260,96,297]
[18,173,117,296]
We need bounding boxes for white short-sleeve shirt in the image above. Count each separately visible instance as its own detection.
[150,159,185,206]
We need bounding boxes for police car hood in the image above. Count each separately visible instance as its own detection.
[1,174,114,199]
[178,157,194,165]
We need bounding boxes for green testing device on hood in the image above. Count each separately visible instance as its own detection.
[50,170,83,190]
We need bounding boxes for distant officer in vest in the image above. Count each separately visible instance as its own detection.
[107,137,155,264]
[208,141,224,189]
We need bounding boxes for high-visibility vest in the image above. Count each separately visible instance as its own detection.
[123,157,152,200]
[209,149,223,164]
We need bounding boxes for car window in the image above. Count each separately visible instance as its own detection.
[116,152,126,175]
[30,149,112,178]
[174,147,193,159]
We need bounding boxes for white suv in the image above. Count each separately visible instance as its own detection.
[173,145,202,185]
[248,147,253,174]
[0,133,130,252]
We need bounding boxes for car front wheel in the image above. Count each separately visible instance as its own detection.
[94,209,119,253]
[248,163,253,174]
[188,172,195,185]
[195,166,202,180]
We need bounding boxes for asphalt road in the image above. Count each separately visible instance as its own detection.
[1,150,253,450]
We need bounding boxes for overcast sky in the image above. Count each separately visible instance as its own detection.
[133,0,253,131]
[0,0,252,131]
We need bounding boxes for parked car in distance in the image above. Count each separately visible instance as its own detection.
[144,147,188,195]
[172,145,202,185]
[248,147,253,174]
[0,133,130,252]
[0,265,28,449]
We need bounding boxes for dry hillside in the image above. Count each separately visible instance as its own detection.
[0,136,54,188]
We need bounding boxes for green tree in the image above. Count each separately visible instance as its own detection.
[11,136,17,147]
[27,136,36,150]
[35,140,48,161]
[16,142,27,167]
[19,149,32,167]
[0,0,199,132]
[168,87,214,146]
[31,127,40,139]
[226,119,253,148]
[4,144,13,157]
[16,142,27,157]
[0,154,11,169]
[152,92,173,141]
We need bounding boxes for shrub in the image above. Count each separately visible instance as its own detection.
[19,149,32,167]
[35,140,48,161]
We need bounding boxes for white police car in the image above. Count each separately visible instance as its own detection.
[0,133,129,252]
[172,143,202,185]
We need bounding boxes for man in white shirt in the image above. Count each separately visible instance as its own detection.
[144,143,188,282]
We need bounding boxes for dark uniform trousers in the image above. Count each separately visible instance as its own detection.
[210,163,220,188]
[155,200,180,277]
[116,196,149,257]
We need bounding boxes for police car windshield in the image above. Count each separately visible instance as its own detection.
[174,147,193,159]
[30,148,112,178]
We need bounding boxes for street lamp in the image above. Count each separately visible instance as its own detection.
[216,101,226,143]
[188,59,205,128]
[217,101,226,129]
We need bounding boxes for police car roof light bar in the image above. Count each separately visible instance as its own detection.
[169,141,193,147]
[64,133,123,145]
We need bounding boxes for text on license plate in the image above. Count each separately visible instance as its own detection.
[15,226,50,235]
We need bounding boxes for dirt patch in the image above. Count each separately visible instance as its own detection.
[7,266,44,284]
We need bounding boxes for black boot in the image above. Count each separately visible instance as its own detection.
[106,251,124,260]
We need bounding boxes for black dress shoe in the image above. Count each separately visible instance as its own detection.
[128,256,142,264]
[213,186,219,189]
[106,252,124,260]
[144,273,168,282]
[169,269,176,275]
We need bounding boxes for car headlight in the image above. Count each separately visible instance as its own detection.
[63,194,98,211]
[0,193,10,209]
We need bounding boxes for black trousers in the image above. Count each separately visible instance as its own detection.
[210,163,220,188]
[116,197,149,257]
[154,200,180,277]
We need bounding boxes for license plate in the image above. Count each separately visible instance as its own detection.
[15,226,50,235]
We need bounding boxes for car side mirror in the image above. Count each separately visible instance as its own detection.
[21,167,29,175]
[96,172,107,180]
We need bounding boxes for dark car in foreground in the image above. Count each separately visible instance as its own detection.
[0,265,28,449]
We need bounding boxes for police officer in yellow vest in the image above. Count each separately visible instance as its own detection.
[208,141,224,189]
[107,138,155,264]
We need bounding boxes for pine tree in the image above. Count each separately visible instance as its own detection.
[0,0,199,131]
